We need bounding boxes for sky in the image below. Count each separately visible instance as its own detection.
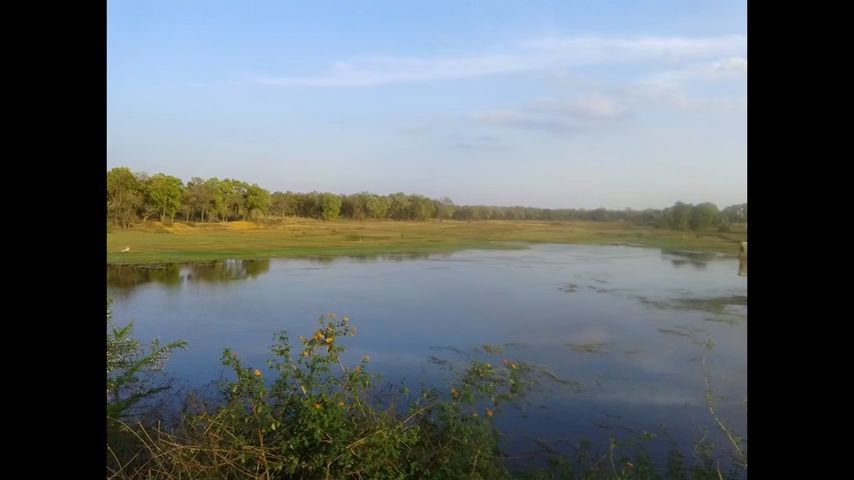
[107,0,747,210]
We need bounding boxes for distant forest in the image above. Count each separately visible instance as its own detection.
[107,167,747,231]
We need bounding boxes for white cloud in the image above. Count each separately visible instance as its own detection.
[624,84,745,111]
[714,56,748,73]
[639,56,747,88]
[244,35,746,87]
[521,35,745,64]
[475,94,630,133]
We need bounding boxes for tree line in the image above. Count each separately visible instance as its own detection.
[107,167,746,230]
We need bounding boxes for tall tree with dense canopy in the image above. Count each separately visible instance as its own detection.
[107,167,144,228]
[146,174,184,222]
[669,202,692,230]
[245,184,271,220]
[689,202,720,231]
[317,193,342,220]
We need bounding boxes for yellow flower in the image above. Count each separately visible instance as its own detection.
[325,337,334,344]
[314,403,321,410]
[338,401,345,408]
[302,351,310,357]
[254,369,262,377]
[485,408,493,417]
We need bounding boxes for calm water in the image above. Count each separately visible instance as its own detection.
[108,244,747,463]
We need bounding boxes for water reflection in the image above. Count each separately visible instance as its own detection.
[186,259,271,282]
[310,252,436,264]
[107,259,272,290]
[668,258,707,270]
[107,264,182,289]
[662,250,731,271]
[107,244,746,466]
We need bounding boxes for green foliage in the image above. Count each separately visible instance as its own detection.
[245,184,272,220]
[689,203,719,231]
[106,315,745,479]
[317,193,342,220]
[145,174,184,222]
[669,202,692,231]
[107,167,144,228]
[106,298,187,419]
[109,166,745,228]
[109,315,537,479]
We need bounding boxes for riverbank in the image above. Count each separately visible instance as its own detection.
[107,219,747,265]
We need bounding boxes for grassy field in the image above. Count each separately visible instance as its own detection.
[107,218,747,265]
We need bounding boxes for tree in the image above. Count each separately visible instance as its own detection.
[182,177,213,222]
[222,179,249,220]
[720,203,747,224]
[317,193,342,220]
[107,298,186,419]
[409,195,435,221]
[107,167,144,228]
[669,202,692,230]
[270,191,298,217]
[689,202,720,231]
[205,178,229,221]
[365,194,391,219]
[388,193,411,220]
[245,184,271,220]
[146,174,184,222]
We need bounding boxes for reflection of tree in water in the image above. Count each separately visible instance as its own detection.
[187,259,271,283]
[306,253,433,265]
[669,258,708,270]
[663,251,716,271]
[108,259,272,289]
[107,264,182,289]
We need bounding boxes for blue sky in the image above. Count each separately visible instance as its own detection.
[107,0,746,209]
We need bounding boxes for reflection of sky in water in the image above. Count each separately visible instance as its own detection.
[108,244,746,462]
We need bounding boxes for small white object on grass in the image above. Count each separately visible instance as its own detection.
[121,247,130,253]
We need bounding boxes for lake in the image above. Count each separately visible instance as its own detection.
[107,244,746,466]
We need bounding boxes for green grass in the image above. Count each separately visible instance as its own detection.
[107,219,747,265]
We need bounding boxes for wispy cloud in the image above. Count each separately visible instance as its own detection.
[624,85,746,111]
[622,56,747,111]
[475,94,630,133]
[445,134,509,152]
[639,56,747,88]
[243,35,746,87]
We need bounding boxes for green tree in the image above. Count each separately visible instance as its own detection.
[182,177,213,222]
[270,191,298,217]
[221,179,249,220]
[720,203,747,224]
[365,194,391,219]
[107,167,144,228]
[388,193,411,220]
[409,195,435,221]
[107,298,186,419]
[317,193,342,220]
[146,174,184,222]
[669,202,692,230]
[244,184,271,220]
[689,202,720,231]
